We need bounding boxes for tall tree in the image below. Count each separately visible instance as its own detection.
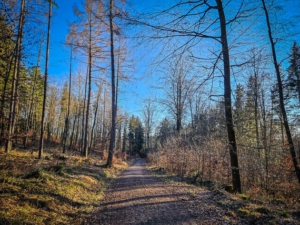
[62,46,72,154]
[160,55,195,133]
[39,0,53,159]
[0,13,15,145]
[261,0,300,184]
[142,98,156,150]
[23,38,44,148]
[83,6,92,158]
[234,84,245,135]
[216,0,241,193]
[287,41,300,105]
[106,0,117,167]
[5,0,26,153]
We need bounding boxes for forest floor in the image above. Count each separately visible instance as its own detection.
[87,158,300,225]
[1,149,299,225]
[0,148,129,224]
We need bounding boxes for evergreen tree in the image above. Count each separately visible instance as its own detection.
[134,118,144,155]
[287,41,300,105]
[158,118,172,145]
[127,115,144,156]
[245,75,261,146]
[234,84,245,135]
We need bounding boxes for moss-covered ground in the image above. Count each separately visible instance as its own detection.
[0,148,129,225]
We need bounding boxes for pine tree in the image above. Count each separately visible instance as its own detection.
[234,84,245,135]
[134,118,144,156]
[287,41,300,105]
[0,14,15,145]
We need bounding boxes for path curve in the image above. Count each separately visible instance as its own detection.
[87,159,235,225]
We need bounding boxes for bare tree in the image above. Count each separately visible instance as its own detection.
[62,45,72,154]
[216,0,241,192]
[106,0,117,167]
[261,0,300,184]
[83,8,92,158]
[5,0,26,153]
[159,55,196,133]
[142,98,157,150]
[38,0,52,159]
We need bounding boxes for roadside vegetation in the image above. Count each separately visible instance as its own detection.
[0,148,129,224]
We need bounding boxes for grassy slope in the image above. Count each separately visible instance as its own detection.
[0,149,128,225]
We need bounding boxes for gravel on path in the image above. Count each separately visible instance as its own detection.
[87,158,242,225]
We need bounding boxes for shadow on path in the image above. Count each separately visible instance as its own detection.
[86,159,234,225]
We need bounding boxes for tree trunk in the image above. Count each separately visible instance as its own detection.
[106,0,117,167]
[122,126,126,153]
[83,13,92,158]
[216,0,242,193]
[81,68,88,152]
[90,86,101,151]
[24,41,43,148]
[63,47,72,153]
[69,113,77,151]
[260,89,269,190]
[254,72,260,148]
[39,0,52,159]
[0,52,14,146]
[261,0,300,184]
[5,0,26,153]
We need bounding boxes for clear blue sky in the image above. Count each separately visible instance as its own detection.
[49,1,78,80]
[48,0,299,119]
[48,0,165,117]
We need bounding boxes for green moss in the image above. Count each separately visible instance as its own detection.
[188,190,197,197]
[239,193,248,200]
[280,210,289,218]
[225,184,233,193]
[271,198,285,205]
[250,212,260,218]
[0,150,129,224]
[238,208,251,215]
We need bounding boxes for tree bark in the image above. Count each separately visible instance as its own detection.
[216,0,242,193]
[5,0,26,153]
[90,86,101,151]
[63,46,72,153]
[81,68,88,152]
[261,0,300,184]
[0,50,14,146]
[106,0,117,167]
[39,0,52,159]
[83,14,92,158]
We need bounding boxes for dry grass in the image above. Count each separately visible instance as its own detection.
[148,165,300,225]
[0,148,129,224]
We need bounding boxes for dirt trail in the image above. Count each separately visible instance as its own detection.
[87,158,241,225]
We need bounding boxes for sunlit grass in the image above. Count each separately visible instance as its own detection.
[0,148,129,224]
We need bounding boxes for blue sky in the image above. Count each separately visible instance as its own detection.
[49,1,77,80]
[47,0,300,120]
[48,0,163,117]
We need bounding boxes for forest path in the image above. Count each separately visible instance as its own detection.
[87,159,240,225]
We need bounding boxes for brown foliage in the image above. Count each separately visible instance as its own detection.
[148,135,300,204]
